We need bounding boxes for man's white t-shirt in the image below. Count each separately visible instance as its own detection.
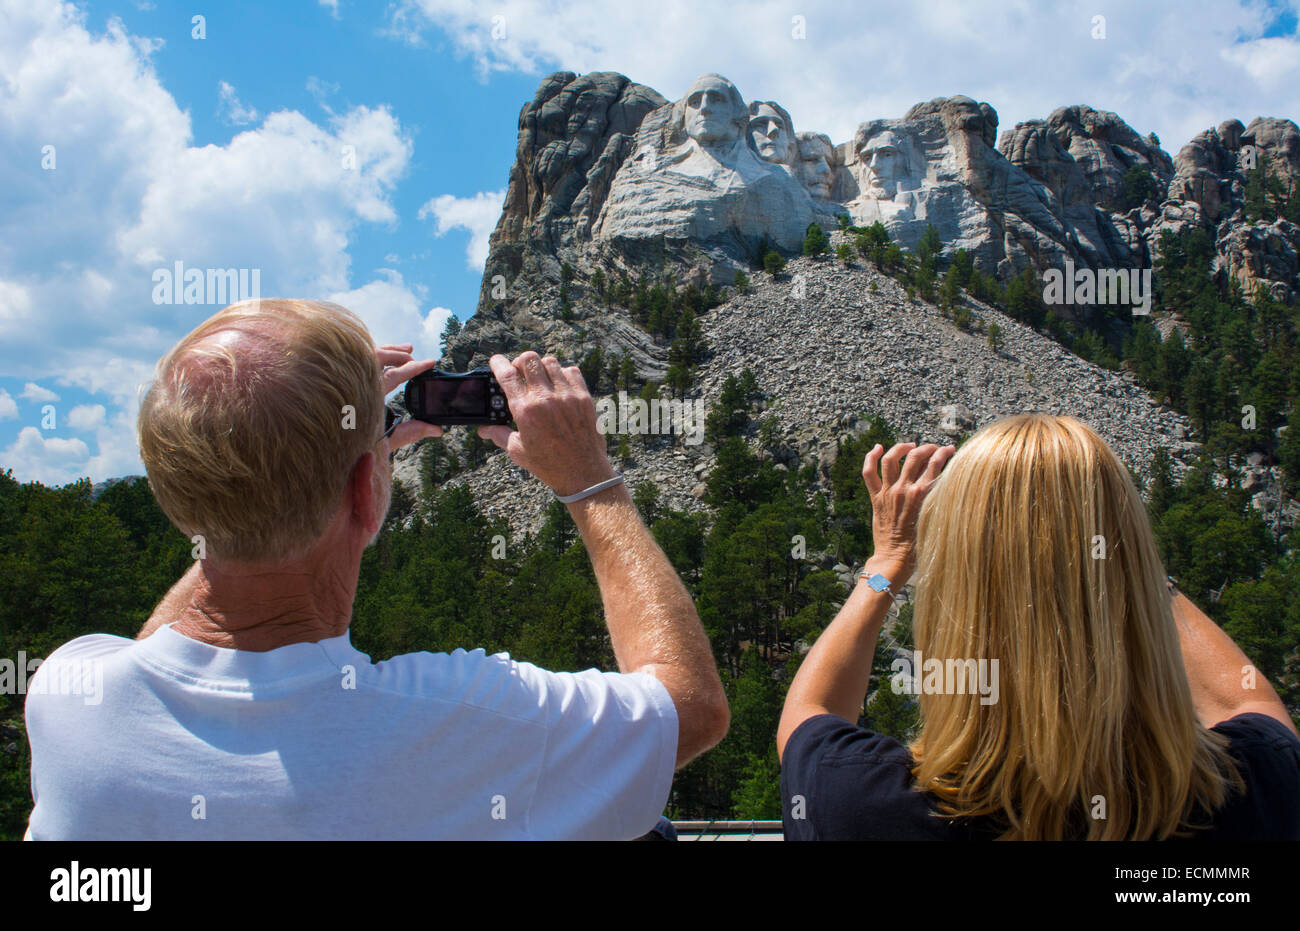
[24,624,678,840]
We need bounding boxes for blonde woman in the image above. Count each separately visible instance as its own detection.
[778,414,1300,840]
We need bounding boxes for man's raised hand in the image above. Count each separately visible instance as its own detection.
[376,343,442,448]
[477,351,618,499]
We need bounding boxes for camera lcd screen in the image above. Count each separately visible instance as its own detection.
[425,377,488,416]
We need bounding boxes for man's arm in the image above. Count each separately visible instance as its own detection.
[479,352,729,769]
[1171,587,1298,738]
[136,561,202,639]
[565,481,728,768]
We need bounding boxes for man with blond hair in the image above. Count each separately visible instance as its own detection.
[24,299,728,840]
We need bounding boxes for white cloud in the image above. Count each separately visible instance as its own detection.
[418,190,505,270]
[326,269,450,361]
[0,279,34,338]
[2,426,91,485]
[0,0,414,484]
[21,382,60,403]
[306,75,340,114]
[216,80,260,126]
[82,407,148,481]
[1220,37,1300,91]
[318,0,340,19]
[386,0,1298,160]
[422,306,456,359]
[0,390,17,420]
[67,404,106,431]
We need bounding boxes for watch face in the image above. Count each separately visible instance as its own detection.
[867,573,891,593]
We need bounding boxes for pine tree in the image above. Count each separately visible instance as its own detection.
[916,224,942,271]
[1004,267,1044,327]
[419,437,460,488]
[386,478,415,530]
[618,354,636,392]
[439,314,461,355]
[705,372,754,441]
[1156,329,1191,406]
[950,248,974,288]
[1243,150,1290,222]
[855,221,892,266]
[1184,357,1216,443]
[802,222,828,257]
[939,267,962,316]
[861,659,919,741]
[1250,349,1290,460]
[579,346,604,393]
[1119,165,1156,210]
[1122,319,1160,383]
[1278,414,1300,495]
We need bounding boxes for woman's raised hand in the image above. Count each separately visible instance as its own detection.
[863,441,956,579]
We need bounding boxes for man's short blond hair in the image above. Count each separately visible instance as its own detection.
[138,299,383,563]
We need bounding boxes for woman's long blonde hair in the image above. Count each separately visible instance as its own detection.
[908,414,1243,839]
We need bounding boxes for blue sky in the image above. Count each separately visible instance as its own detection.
[95,0,537,300]
[1,0,1298,485]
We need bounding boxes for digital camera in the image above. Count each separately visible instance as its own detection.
[404,367,513,427]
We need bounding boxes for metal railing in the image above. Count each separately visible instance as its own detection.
[671,820,784,841]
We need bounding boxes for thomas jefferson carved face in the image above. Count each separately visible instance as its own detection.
[796,133,835,198]
[748,102,795,165]
[683,74,746,147]
[858,129,907,198]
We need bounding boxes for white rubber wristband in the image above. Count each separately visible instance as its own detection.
[555,472,625,503]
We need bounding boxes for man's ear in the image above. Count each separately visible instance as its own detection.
[348,451,383,537]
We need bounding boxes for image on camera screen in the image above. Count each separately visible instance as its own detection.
[430,377,487,416]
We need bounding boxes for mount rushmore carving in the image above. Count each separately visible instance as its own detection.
[484,70,1299,313]
[590,73,999,257]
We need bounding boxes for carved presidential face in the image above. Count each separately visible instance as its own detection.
[683,75,744,147]
[748,103,795,165]
[796,134,835,198]
[858,130,907,198]
[1277,124,1300,169]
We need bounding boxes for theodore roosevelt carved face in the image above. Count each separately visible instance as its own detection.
[795,132,835,199]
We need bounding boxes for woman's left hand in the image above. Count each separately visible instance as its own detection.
[863,441,956,579]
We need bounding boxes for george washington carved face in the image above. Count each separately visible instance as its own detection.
[681,74,747,148]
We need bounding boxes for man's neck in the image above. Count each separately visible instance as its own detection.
[160,557,357,653]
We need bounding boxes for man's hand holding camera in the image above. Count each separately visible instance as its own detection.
[378,343,443,449]
[477,351,619,500]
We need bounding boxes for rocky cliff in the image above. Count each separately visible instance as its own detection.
[419,70,1299,540]
[449,71,1299,368]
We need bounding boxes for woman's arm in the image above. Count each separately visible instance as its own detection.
[777,442,955,762]
[776,552,906,760]
[1171,587,1298,738]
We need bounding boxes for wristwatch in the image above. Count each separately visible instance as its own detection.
[859,571,894,595]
